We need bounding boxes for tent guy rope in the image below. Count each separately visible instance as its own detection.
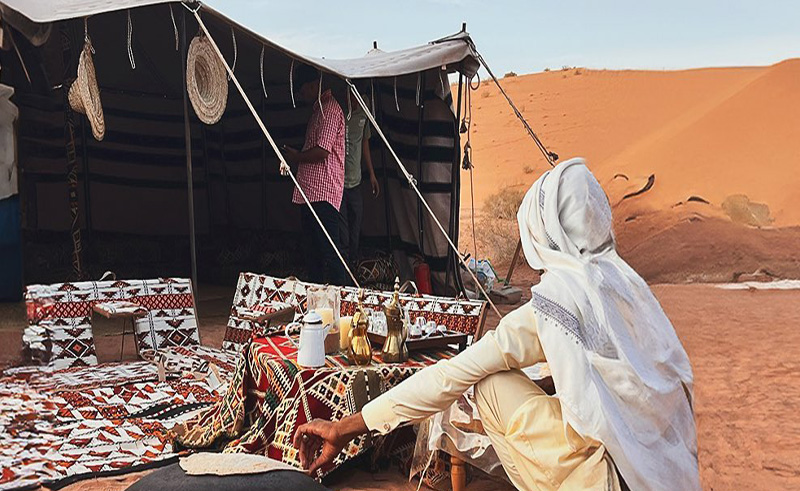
[461,75,478,259]
[259,45,268,99]
[347,82,502,318]
[169,4,179,51]
[126,10,135,70]
[472,42,559,286]
[471,44,557,167]
[189,7,361,289]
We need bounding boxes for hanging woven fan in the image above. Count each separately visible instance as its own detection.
[68,40,105,141]
[186,32,228,124]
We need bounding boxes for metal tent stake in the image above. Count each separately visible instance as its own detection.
[504,239,523,287]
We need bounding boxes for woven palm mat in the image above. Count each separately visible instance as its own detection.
[175,336,455,479]
[0,345,237,490]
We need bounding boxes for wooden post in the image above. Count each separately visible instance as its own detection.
[375,81,393,252]
[450,454,467,491]
[449,69,465,295]
[180,9,198,292]
[416,72,426,253]
[504,239,523,286]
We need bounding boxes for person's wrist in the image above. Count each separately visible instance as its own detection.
[337,413,368,441]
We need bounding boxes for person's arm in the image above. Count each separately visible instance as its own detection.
[283,145,329,165]
[293,304,544,473]
[361,129,379,197]
[285,102,342,166]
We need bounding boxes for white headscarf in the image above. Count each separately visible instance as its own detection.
[518,158,699,491]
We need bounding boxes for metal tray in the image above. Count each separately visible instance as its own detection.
[368,330,468,353]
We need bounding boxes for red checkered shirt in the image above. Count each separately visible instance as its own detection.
[292,90,346,211]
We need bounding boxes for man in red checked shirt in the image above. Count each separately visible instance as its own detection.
[283,64,346,285]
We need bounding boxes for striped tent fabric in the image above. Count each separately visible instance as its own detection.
[2,4,473,293]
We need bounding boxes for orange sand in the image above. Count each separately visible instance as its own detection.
[459,60,800,282]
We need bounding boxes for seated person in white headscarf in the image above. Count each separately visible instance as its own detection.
[293,159,700,491]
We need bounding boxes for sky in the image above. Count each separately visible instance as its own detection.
[206,0,800,77]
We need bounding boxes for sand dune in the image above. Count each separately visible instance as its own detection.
[609,59,800,226]
[460,60,800,281]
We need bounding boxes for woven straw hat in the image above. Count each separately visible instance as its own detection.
[186,33,228,125]
[68,41,105,141]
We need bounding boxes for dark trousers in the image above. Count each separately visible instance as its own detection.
[300,201,346,285]
[338,186,364,269]
[0,196,22,301]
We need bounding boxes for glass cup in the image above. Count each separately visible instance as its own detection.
[339,316,354,351]
[424,320,437,337]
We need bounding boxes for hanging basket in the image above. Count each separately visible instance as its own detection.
[68,41,105,141]
[186,33,228,125]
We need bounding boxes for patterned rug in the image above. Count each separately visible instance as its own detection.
[0,346,238,490]
[176,336,455,479]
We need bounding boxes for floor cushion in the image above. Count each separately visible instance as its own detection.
[126,462,330,491]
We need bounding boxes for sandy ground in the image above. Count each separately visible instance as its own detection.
[3,278,799,490]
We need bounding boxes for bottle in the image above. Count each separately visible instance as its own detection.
[348,289,372,366]
[381,277,408,363]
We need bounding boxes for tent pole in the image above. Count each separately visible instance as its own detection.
[376,81,393,253]
[78,116,92,255]
[220,119,231,226]
[260,91,268,230]
[415,72,426,255]
[180,9,198,292]
[202,123,213,230]
[448,70,465,295]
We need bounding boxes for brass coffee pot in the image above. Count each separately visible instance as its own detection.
[381,277,408,363]
[348,289,372,366]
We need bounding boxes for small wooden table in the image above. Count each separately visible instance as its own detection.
[92,302,148,361]
[238,306,296,334]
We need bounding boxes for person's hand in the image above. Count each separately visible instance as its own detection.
[282,145,299,164]
[370,174,380,198]
[293,419,348,474]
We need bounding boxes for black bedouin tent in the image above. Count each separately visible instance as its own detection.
[0,0,485,296]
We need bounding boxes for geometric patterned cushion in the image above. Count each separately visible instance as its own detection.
[46,317,98,369]
[131,278,200,352]
[24,282,108,369]
[221,273,487,354]
[134,306,200,352]
[23,277,200,367]
[222,274,309,353]
[339,286,486,336]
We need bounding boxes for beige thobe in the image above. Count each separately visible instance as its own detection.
[361,304,621,491]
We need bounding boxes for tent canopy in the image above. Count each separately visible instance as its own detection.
[0,0,480,79]
[0,0,474,294]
